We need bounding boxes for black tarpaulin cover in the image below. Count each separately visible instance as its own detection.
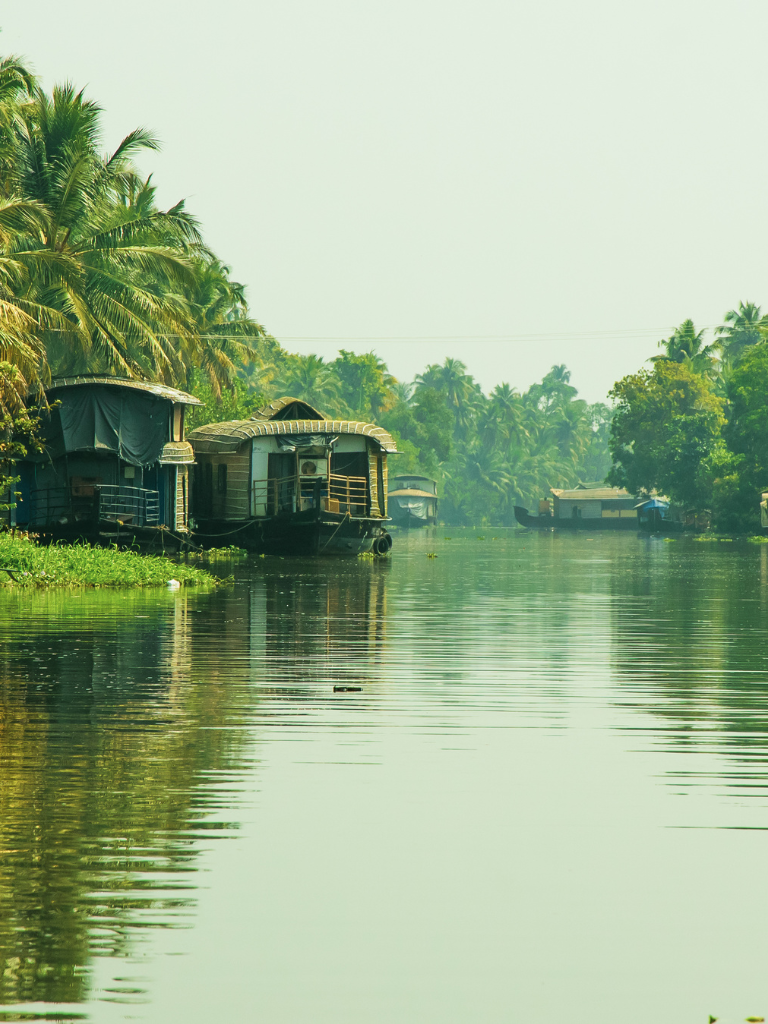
[47,386,169,467]
[276,434,337,452]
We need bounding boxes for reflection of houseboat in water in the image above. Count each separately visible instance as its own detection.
[188,397,395,556]
[515,485,684,533]
[387,475,438,527]
[9,376,201,548]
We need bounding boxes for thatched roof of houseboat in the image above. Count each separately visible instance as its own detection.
[388,487,437,499]
[551,486,632,501]
[188,418,398,454]
[158,441,196,464]
[250,396,327,421]
[47,376,202,406]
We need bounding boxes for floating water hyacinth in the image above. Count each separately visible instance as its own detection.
[0,533,217,589]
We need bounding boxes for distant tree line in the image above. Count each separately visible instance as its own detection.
[608,303,768,532]
[0,52,615,524]
[227,353,614,525]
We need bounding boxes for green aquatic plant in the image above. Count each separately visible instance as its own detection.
[0,532,217,588]
[203,545,248,560]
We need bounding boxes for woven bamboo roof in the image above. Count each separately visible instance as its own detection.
[47,376,202,406]
[188,418,398,454]
[551,486,632,501]
[159,441,196,465]
[388,488,438,499]
[250,396,327,421]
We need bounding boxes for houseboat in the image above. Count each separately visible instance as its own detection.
[515,486,685,533]
[515,485,639,530]
[10,376,201,547]
[387,475,438,527]
[187,396,396,555]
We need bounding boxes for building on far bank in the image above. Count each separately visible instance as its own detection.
[549,485,637,521]
[515,483,638,531]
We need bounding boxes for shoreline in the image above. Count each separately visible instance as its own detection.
[0,532,220,589]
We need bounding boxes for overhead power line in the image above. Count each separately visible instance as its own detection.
[39,324,732,343]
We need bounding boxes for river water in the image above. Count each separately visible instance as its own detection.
[1,530,767,1023]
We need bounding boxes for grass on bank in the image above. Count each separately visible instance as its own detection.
[0,532,219,589]
[662,534,768,544]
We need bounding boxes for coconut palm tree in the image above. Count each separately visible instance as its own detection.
[183,258,265,398]
[4,82,204,380]
[331,350,398,419]
[481,383,527,449]
[415,357,484,440]
[650,319,719,379]
[716,301,768,368]
[271,353,340,414]
[0,196,83,411]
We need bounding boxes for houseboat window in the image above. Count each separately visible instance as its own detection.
[332,452,368,479]
[217,464,228,494]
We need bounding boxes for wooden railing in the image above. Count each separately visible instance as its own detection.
[250,474,369,517]
[328,474,368,515]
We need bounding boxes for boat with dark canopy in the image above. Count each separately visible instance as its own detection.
[8,376,201,548]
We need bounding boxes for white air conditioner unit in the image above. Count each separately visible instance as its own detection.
[299,458,328,479]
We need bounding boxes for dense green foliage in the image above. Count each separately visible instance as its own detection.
[0,54,267,413]
[608,361,725,506]
[0,52,617,525]
[379,363,613,524]
[0,533,216,587]
[610,302,768,532]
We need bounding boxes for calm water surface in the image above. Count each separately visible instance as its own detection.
[1,531,768,1023]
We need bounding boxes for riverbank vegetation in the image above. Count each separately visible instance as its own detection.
[0,533,216,588]
[609,304,768,532]
[6,50,768,532]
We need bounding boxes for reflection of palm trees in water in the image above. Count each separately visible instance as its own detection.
[607,545,768,798]
[0,591,254,1007]
[0,563,391,1009]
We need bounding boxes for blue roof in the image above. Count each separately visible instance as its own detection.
[636,498,669,510]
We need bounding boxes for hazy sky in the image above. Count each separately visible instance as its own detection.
[5,1,768,402]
